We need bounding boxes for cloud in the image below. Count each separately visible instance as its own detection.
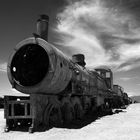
[116,57,140,72]
[127,91,138,96]
[0,62,7,72]
[119,76,138,81]
[55,0,140,72]
[137,84,140,86]
[120,77,132,81]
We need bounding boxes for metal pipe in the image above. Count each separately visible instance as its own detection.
[37,14,49,41]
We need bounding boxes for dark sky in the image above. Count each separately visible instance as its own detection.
[0,0,140,96]
[0,0,66,61]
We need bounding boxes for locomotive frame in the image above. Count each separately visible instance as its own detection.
[4,15,131,133]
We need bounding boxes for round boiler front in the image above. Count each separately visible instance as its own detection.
[10,44,49,86]
[7,38,72,94]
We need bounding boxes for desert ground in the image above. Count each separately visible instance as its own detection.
[0,103,140,140]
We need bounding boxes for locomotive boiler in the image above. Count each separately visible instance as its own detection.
[4,15,130,133]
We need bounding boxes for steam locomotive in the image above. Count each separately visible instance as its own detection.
[4,15,131,132]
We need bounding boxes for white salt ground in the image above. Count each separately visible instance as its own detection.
[0,104,140,140]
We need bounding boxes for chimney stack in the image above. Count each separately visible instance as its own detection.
[37,14,49,41]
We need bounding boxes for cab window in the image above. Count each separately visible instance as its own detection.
[106,72,110,78]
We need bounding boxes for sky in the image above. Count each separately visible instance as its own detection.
[0,0,140,97]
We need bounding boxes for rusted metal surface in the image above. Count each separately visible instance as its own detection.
[4,15,131,132]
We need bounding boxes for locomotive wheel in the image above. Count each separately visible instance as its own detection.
[5,119,14,131]
[83,97,91,114]
[49,106,62,127]
[72,97,84,120]
[61,98,74,124]
[43,97,62,128]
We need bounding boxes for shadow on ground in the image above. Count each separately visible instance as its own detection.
[9,109,126,133]
[61,109,126,129]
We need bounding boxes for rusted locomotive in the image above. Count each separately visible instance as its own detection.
[4,15,130,132]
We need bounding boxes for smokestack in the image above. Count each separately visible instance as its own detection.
[37,14,49,41]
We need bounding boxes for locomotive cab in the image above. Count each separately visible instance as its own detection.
[95,68,113,89]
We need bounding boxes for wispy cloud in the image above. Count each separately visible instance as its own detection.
[0,62,7,72]
[120,77,132,81]
[128,91,138,96]
[55,0,140,72]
